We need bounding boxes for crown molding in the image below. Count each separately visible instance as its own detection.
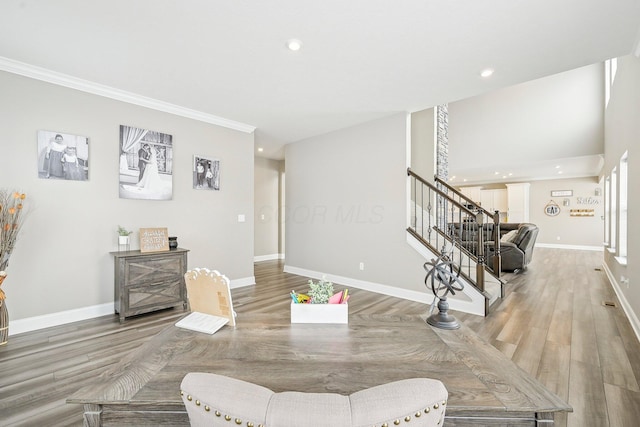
[0,56,256,134]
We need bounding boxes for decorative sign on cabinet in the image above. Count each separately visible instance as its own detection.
[111,248,189,322]
[139,227,170,253]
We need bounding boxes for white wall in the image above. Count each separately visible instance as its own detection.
[458,176,604,248]
[410,108,435,179]
[254,157,284,260]
[285,113,428,293]
[0,71,255,323]
[604,54,640,328]
[529,177,603,247]
[448,63,604,172]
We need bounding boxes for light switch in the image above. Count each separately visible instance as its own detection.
[238,214,245,223]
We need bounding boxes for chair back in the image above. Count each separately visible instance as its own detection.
[514,224,539,265]
[181,372,448,427]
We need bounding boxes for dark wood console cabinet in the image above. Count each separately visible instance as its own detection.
[111,248,189,322]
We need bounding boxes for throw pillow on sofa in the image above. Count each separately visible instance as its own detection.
[501,230,518,243]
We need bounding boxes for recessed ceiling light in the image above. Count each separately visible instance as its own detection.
[480,68,494,78]
[502,175,507,179]
[463,179,467,182]
[494,171,500,175]
[286,39,303,51]
[558,171,563,174]
[508,173,513,176]
[257,147,264,152]
[555,165,561,169]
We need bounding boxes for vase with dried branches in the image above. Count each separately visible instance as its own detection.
[0,190,28,345]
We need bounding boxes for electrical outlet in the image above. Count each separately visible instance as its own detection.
[359,262,364,271]
[621,276,630,288]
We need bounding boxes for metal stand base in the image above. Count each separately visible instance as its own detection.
[426,298,460,330]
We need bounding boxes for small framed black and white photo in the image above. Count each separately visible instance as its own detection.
[37,130,89,181]
[193,156,220,191]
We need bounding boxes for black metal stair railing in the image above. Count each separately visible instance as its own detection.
[433,175,504,277]
[407,168,503,295]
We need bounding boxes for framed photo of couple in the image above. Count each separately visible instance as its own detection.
[118,125,173,200]
[193,156,220,191]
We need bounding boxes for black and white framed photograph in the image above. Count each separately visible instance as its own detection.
[118,125,173,200]
[193,155,220,190]
[37,130,89,181]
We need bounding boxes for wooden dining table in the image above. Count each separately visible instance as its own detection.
[68,312,570,426]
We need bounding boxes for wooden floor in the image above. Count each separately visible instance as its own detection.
[458,248,640,427]
[1,247,639,426]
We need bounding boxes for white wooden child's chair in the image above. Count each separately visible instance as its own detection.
[183,268,236,326]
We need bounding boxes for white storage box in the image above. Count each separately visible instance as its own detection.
[290,302,348,324]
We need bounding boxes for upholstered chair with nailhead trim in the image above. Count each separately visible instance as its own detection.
[181,373,447,427]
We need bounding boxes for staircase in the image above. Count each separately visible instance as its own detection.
[407,168,505,316]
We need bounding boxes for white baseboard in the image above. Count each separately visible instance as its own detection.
[283,264,485,317]
[602,263,640,343]
[9,275,256,336]
[9,303,114,336]
[254,253,284,262]
[536,243,604,251]
[230,276,256,289]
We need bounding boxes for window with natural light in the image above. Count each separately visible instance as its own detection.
[605,58,618,107]
[610,167,617,252]
[618,152,628,261]
[604,176,610,246]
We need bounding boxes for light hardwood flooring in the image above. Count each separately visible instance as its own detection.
[1,247,639,426]
[457,248,640,427]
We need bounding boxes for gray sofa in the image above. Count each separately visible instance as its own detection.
[486,223,539,272]
[181,372,448,427]
[448,222,539,272]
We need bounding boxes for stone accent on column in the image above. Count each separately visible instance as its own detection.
[436,104,448,181]
[436,104,449,231]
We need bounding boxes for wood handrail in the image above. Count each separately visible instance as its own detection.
[407,167,504,295]
[433,175,495,218]
[407,168,476,217]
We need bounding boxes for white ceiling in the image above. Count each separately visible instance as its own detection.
[1,1,639,170]
[447,63,606,185]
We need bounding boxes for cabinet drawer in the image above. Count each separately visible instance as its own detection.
[124,255,185,287]
[127,279,183,310]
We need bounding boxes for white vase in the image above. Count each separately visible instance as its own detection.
[118,235,130,245]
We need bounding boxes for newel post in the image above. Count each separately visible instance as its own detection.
[475,212,485,293]
[492,211,502,278]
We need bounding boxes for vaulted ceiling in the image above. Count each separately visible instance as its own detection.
[1,1,639,177]
[447,63,606,185]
